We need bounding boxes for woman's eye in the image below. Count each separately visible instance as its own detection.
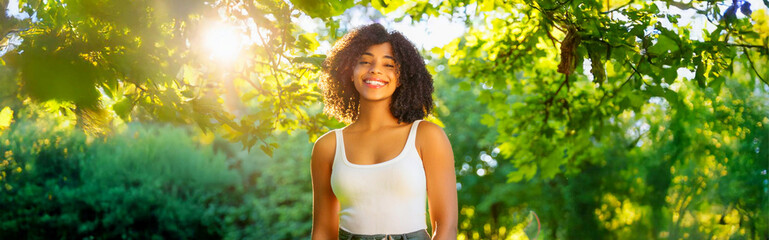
[359,61,369,65]
[385,64,395,68]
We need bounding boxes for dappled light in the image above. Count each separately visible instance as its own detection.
[201,21,246,64]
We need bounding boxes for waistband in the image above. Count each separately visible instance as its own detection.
[338,228,430,240]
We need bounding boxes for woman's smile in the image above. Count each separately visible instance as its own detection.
[363,78,389,88]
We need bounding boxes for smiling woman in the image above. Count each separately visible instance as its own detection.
[311,23,458,240]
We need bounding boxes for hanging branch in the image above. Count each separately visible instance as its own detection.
[742,47,769,87]
[597,56,645,107]
[543,74,570,124]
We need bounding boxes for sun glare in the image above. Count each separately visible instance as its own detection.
[202,22,244,64]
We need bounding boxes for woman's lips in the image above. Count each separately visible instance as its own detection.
[363,79,388,88]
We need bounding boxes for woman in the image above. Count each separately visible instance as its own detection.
[310,23,458,240]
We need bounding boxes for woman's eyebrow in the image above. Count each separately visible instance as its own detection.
[361,52,396,61]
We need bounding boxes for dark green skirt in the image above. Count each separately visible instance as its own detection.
[338,228,430,240]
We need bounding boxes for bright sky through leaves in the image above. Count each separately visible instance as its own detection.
[202,21,244,64]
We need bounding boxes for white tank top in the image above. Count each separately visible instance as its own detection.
[330,120,428,235]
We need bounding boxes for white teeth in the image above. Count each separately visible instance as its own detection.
[364,80,385,86]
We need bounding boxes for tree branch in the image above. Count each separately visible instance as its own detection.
[597,56,644,107]
[254,25,285,125]
[742,47,769,87]
[543,74,570,124]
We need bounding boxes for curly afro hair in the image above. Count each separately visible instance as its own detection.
[320,23,433,124]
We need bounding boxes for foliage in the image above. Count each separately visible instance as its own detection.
[0,0,341,152]
[222,131,314,239]
[414,1,769,239]
[432,52,768,240]
[418,1,768,239]
[0,108,314,239]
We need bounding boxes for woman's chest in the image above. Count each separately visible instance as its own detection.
[343,129,412,165]
[330,158,426,198]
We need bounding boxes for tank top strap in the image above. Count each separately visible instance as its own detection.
[334,128,345,154]
[405,120,423,148]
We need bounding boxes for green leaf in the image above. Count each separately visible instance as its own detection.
[663,67,678,84]
[629,25,645,37]
[480,114,495,126]
[295,33,319,52]
[628,93,645,108]
[508,163,537,182]
[667,14,680,24]
[260,144,274,157]
[292,0,356,18]
[371,0,406,15]
[708,27,723,41]
[293,55,326,68]
[709,76,725,92]
[112,97,134,121]
[646,84,665,97]
[0,107,13,129]
[663,89,679,104]
[694,57,706,88]
[648,34,679,55]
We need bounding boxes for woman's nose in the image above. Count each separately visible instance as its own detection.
[369,63,382,74]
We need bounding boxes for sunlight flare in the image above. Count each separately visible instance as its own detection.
[202,21,244,64]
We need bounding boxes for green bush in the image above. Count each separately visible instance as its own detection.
[0,118,90,238]
[232,132,313,239]
[0,117,314,239]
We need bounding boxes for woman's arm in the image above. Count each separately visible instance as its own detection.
[417,122,458,240]
[311,132,340,240]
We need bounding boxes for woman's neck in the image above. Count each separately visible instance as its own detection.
[353,99,401,130]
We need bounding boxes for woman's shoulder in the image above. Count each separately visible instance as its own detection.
[312,130,337,160]
[416,120,448,141]
[315,129,338,144]
[414,120,453,161]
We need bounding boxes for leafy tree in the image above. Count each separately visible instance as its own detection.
[415,1,767,239]
[401,0,768,239]
[0,0,351,152]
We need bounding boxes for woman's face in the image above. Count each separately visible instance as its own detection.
[351,42,399,103]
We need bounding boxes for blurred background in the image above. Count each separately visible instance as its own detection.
[0,0,767,239]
